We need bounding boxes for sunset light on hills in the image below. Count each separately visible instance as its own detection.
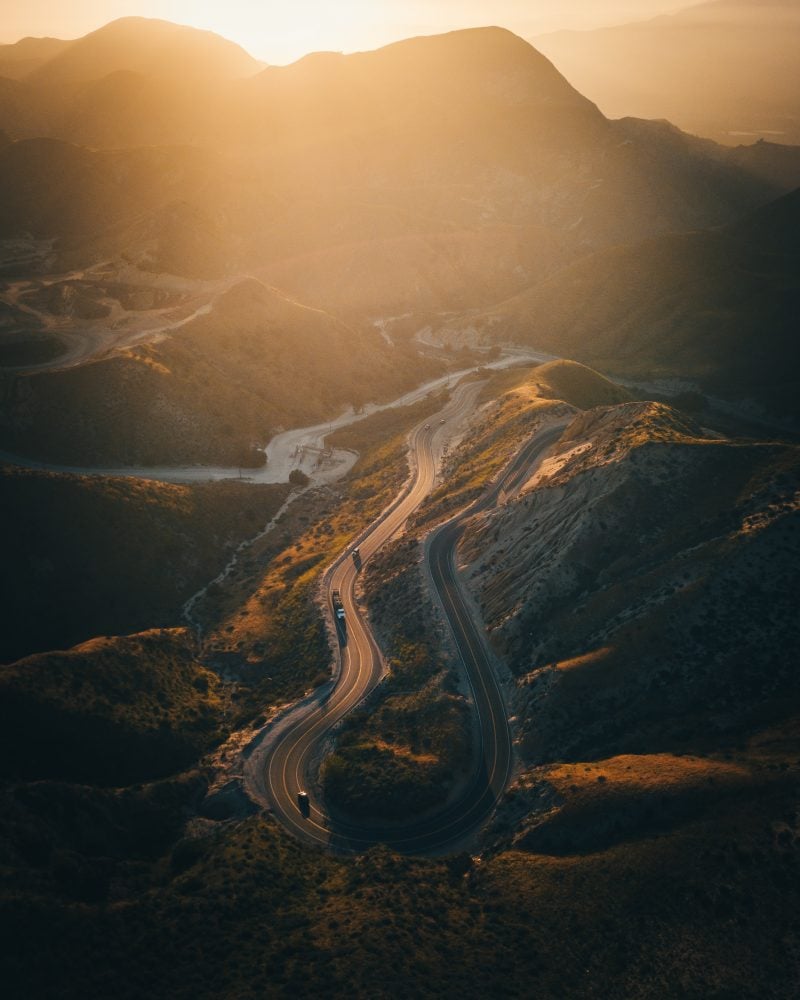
[0,2,798,998]
[4,0,682,63]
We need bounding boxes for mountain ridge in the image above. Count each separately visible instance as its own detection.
[0,22,797,456]
[535,0,800,144]
[26,16,263,89]
[437,186,800,419]
[458,399,800,764]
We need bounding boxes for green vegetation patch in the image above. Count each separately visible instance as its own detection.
[323,684,469,819]
[0,629,223,785]
[531,359,632,410]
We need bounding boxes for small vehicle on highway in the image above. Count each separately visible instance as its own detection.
[424,423,430,430]
[297,790,310,815]
[332,589,345,621]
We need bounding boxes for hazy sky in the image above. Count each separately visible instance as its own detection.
[1,0,685,63]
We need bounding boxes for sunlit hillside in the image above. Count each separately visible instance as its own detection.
[2,21,798,466]
[1,10,798,1000]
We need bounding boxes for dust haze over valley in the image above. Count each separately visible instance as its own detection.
[1,4,799,999]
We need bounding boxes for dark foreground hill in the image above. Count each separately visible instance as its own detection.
[0,630,224,786]
[0,465,289,661]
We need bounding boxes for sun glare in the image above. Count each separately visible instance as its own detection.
[158,0,417,64]
[146,0,690,62]
[2,1,687,62]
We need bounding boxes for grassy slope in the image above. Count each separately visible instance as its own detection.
[0,465,290,663]
[530,358,633,410]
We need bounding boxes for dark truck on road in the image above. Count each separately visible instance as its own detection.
[332,589,345,621]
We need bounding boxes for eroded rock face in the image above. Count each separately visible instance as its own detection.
[459,401,800,763]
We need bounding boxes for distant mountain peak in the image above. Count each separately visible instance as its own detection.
[26,16,262,89]
[258,25,600,121]
[0,34,73,80]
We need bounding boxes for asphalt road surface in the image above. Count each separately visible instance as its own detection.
[259,385,565,855]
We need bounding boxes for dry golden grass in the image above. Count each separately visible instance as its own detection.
[510,752,764,858]
[552,647,614,674]
[371,738,440,766]
[546,753,753,800]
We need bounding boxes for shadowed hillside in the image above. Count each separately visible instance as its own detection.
[0,630,224,785]
[441,188,800,420]
[0,466,289,661]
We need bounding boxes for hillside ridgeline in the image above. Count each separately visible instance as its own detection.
[459,400,799,764]
[0,465,289,662]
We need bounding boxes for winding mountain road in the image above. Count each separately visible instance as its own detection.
[253,387,566,855]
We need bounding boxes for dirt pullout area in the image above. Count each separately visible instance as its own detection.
[0,261,236,374]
